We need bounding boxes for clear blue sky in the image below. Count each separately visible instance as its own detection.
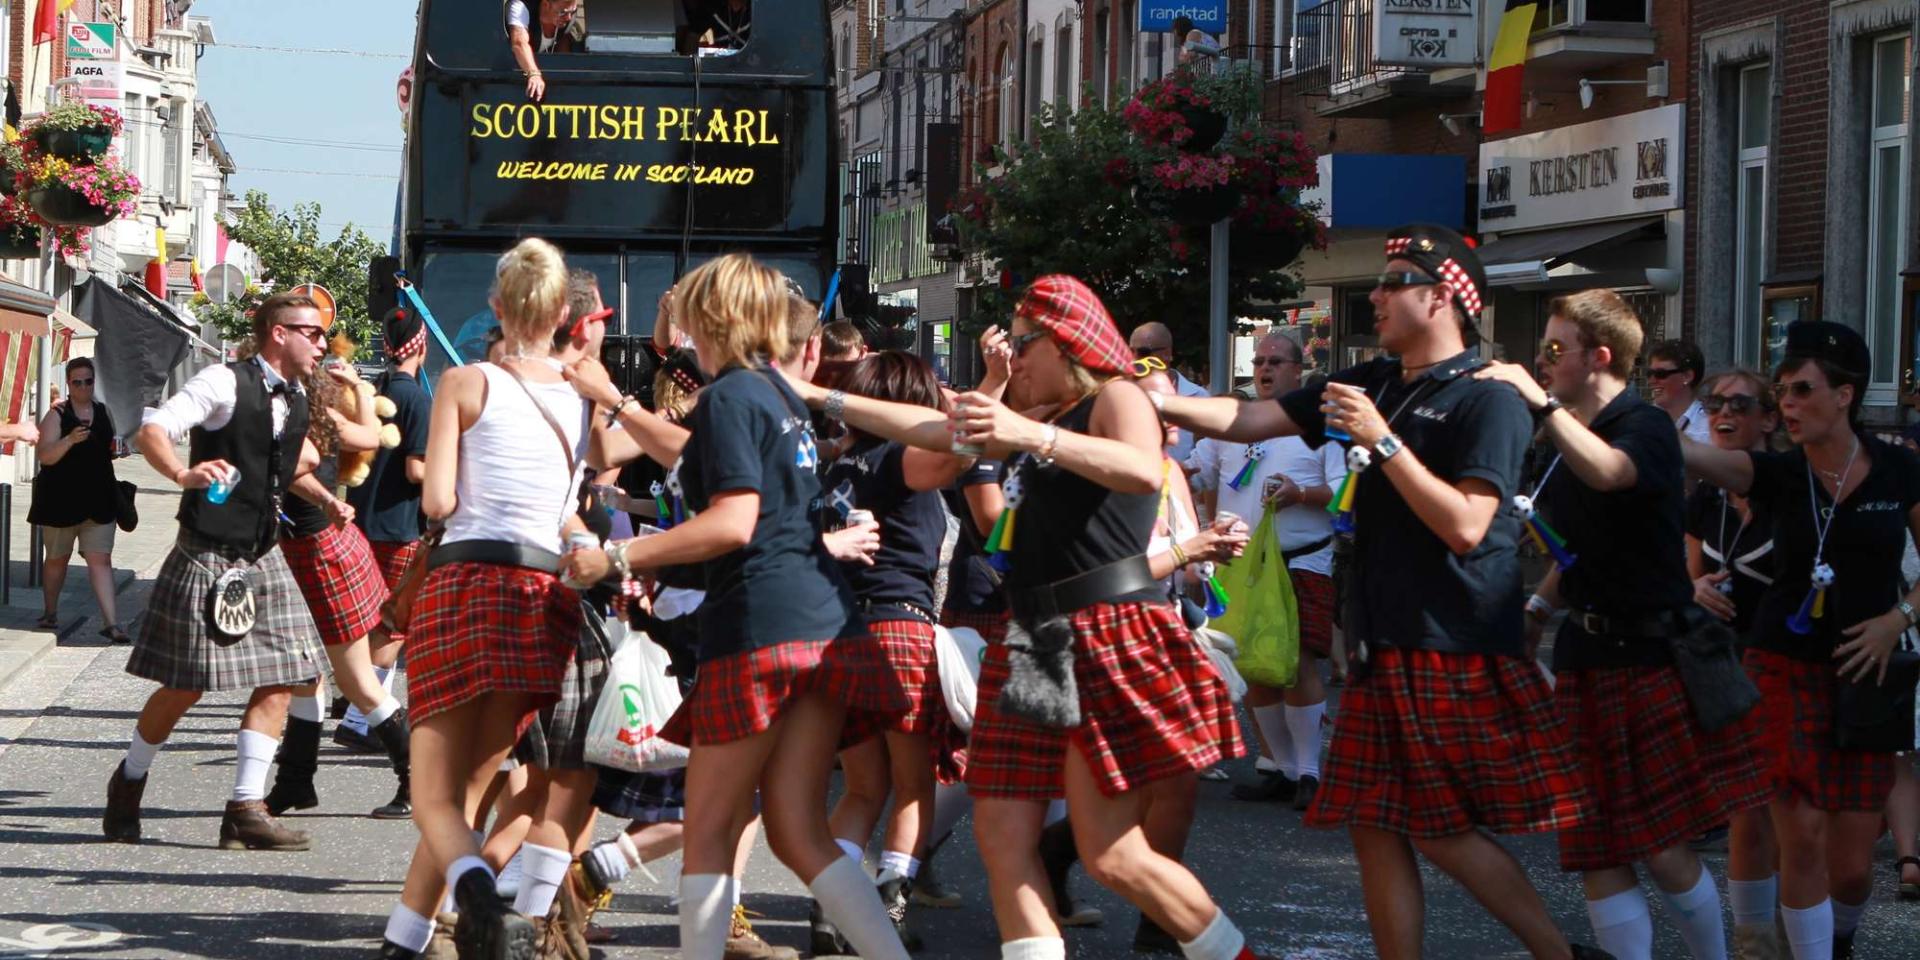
[191,0,415,240]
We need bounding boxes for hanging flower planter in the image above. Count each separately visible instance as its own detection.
[1177,106,1227,152]
[25,184,116,227]
[1230,222,1308,271]
[31,125,115,162]
[16,153,139,245]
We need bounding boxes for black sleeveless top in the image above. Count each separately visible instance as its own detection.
[1003,392,1160,604]
[28,401,116,527]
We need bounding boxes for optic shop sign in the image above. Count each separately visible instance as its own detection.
[1373,0,1477,68]
[1140,2,1225,33]
[1478,104,1684,233]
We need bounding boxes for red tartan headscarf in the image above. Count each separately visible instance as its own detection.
[1015,275,1131,377]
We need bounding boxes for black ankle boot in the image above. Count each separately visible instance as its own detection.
[453,867,535,960]
[806,899,848,957]
[369,708,411,820]
[264,716,321,816]
[876,873,922,951]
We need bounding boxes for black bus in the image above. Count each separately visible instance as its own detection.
[401,1,836,374]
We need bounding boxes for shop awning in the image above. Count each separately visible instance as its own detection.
[1479,217,1665,286]
[0,277,55,336]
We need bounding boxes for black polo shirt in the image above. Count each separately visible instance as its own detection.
[1745,435,1920,662]
[942,459,1009,615]
[1685,484,1775,636]
[822,438,945,620]
[1535,390,1693,670]
[1278,350,1531,657]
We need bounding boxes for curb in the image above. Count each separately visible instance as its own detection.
[0,544,172,694]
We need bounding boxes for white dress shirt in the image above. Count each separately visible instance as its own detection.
[143,357,303,441]
[1168,370,1211,466]
[1189,435,1345,576]
[1674,399,1712,445]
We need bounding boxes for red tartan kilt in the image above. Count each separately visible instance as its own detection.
[1289,568,1334,658]
[1555,665,1771,871]
[660,635,911,747]
[1745,649,1898,813]
[965,601,1243,801]
[280,524,388,648]
[405,562,582,727]
[1305,647,1595,840]
[367,539,422,643]
[940,607,1009,644]
[870,619,945,735]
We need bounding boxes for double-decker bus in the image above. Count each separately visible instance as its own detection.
[400,1,836,374]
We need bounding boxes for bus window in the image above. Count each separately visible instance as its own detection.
[498,1,751,60]
[417,247,621,378]
[504,1,588,56]
[681,0,751,54]
[625,252,677,338]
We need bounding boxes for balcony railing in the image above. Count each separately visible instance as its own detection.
[1289,0,1416,100]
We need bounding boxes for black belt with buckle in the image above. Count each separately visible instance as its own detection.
[428,539,563,574]
[1008,555,1159,621]
[1570,609,1682,639]
[858,599,935,624]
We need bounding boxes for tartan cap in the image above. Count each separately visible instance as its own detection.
[1015,275,1131,376]
[1384,222,1489,320]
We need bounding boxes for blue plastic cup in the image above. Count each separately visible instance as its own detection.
[206,466,240,505]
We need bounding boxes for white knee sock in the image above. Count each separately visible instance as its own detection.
[344,670,393,735]
[679,873,731,960]
[366,697,402,728]
[289,695,323,723]
[232,729,278,802]
[1179,908,1247,960]
[929,780,973,845]
[445,854,494,900]
[1284,701,1325,779]
[1251,703,1294,778]
[1726,875,1777,928]
[1778,900,1831,960]
[1660,865,1727,960]
[1002,936,1067,960]
[808,855,910,960]
[1585,887,1654,960]
[123,730,161,780]
[383,904,435,952]
[835,838,865,865]
[512,843,574,919]
[1830,896,1866,939]
[877,850,920,880]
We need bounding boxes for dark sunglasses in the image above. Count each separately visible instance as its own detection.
[69,377,93,387]
[1250,356,1298,368]
[1011,330,1050,357]
[1702,394,1762,414]
[1375,271,1437,293]
[282,323,329,345]
[1773,379,1820,400]
[1646,366,1686,380]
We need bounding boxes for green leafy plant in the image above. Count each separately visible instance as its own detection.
[26,102,124,135]
[192,190,386,351]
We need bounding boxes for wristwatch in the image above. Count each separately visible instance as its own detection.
[1900,600,1918,628]
[1374,433,1405,461]
[1534,395,1563,421]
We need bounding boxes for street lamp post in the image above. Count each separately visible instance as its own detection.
[1209,218,1230,395]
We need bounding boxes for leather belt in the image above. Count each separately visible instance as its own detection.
[859,599,935,623]
[1284,535,1334,559]
[1570,609,1682,639]
[428,539,562,575]
[1009,555,1158,621]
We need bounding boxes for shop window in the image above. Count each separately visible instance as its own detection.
[1027,32,1046,136]
[1734,63,1771,370]
[1760,279,1821,377]
[1866,33,1910,399]
[1536,0,1649,31]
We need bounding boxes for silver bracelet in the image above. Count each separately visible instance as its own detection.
[606,539,634,582]
[825,389,847,421]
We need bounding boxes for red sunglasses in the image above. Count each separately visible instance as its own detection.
[568,306,615,341]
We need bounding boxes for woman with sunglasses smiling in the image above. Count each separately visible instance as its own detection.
[782,275,1257,960]
[1681,321,1920,960]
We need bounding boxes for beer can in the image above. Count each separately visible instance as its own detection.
[566,531,599,553]
[951,438,987,456]
[845,509,875,527]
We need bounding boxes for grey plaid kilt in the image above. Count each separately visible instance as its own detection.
[128,532,323,693]
[514,601,613,771]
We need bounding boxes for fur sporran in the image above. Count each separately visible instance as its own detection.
[999,615,1080,728]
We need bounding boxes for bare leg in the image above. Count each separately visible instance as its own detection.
[81,551,118,627]
[1412,830,1574,960]
[759,693,864,883]
[1888,762,1920,888]
[1728,805,1778,884]
[1825,811,1880,909]
[40,550,69,619]
[879,730,935,865]
[320,636,392,714]
[1771,795,1828,909]
[409,693,534,883]
[1141,772,1198,860]
[1283,650,1326,707]
[1066,749,1218,940]
[1350,826,1426,960]
[239,685,294,737]
[827,735,890,853]
[134,687,204,745]
[975,796,1054,943]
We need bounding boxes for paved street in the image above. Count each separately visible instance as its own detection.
[0,462,1913,958]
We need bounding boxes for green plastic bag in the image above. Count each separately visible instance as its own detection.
[1208,507,1300,687]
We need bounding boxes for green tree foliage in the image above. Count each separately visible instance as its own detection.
[955,67,1323,372]
[194,190,386,353]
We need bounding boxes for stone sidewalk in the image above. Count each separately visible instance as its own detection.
[0,453,181,691]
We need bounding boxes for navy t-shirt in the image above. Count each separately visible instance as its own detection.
[822,438,944,619]
[1685,483,1775,636]
[942,459,1008,615]
[1278,350,1531,657]
[1535,391,1694,670]
[1744,436,1920,662]
[349,371,431,544]
[680,365,860,661]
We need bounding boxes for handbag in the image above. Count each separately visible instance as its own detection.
[1833,648,1920,753]
[1208,507,1301,687]
[114,479,139,532]
[1668,605,1762,732]
[584,622,690,772]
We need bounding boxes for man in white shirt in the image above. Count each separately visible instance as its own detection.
[1647,338,1711,444]
[1188,331,1343,810]
[103,293,327,853]
[1129,321,1211,466]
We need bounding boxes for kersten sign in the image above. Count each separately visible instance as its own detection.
[1373,0,1478,69]
[1478,104,1685,233]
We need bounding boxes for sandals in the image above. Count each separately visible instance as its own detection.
[35,612,58,629]
[98,625,131,644]
[1898,855,1920,900]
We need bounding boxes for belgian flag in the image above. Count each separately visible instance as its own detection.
[1484,1,1539,135]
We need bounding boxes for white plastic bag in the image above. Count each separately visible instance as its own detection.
[934,626,987,733]
[1193,626,1249,702]
[584,623,690,772]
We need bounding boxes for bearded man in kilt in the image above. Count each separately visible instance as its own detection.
[105,293,331,852]
[1158,225,1613,960]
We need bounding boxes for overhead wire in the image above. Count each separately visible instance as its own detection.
[210,42,409,60]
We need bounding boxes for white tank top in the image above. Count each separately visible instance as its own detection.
[443,361,591,553]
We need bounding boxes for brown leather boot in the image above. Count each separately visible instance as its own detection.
[217,799,311,851]
[727,905,799,960]
[103,761,146,843]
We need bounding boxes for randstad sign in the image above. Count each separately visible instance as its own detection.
[1139,2,1225,33]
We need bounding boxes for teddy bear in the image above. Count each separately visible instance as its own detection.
[323,331,401,488]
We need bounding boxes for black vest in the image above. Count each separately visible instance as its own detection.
[175,361,311,557]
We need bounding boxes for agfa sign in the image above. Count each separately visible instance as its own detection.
[66,22,117,61]
[1372,0,1477,69]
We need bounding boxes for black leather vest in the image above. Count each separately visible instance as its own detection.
[175,360,311,557]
